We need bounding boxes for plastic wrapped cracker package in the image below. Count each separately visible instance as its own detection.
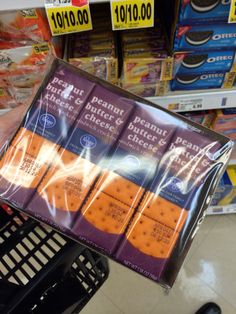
[27,86,134,229]
[0,61,95,208]
[73,104,175,254]
[0,58,233,288]
[116,124,224,283]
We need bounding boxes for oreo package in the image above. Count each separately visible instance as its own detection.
[177,0,231,24]
[174,24,236,51]
[173,50,236,76]
[171,72,228,90]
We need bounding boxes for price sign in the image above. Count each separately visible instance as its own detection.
[110,0,154,30]
[228,0,236,23]
[45,0,92,36]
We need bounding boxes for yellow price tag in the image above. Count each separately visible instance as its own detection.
[45,3,92,36]
[228,0,236,23]
[33,44,50,54]
[110,0,154,30]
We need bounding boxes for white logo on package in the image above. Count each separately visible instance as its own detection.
[121,155,141,169]
[39,114,56,128]
[20,9,37,17]
[213,33,236,40]
[208,55,233,63]
[167,177,183,193]
[221,0,230,5]
[80,134,97,149]
[0,53,12,69]
[201,73,224,79]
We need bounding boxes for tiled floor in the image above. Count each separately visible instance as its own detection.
[81,215,236,314]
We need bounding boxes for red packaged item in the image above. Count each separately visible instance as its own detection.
[0,9,51,48]
[0,44,52,109]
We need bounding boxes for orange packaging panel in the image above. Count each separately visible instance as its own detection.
[0,128,58,189]
[95,170,145,208]
[126,213,179,259]
[81,189,135,235]
[37,151,100,213]
[139,193,188,232]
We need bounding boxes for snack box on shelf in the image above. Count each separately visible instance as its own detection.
[173,24,236,51]
[66,25,118,83]
[173,50,236,77]
[122,50,172,84]
[211,165,236,206]
[212,109,236,141]
[171,71,235,91]
[172,0,231,24]
[120,80,168,97]
[181,110,216,128]
[121,23,172,84]
[0,58,232,288]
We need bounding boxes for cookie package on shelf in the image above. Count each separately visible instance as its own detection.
[164,0,231,25]
[66,15,118,84]
[119,19,172,97]
[0,58,233,288]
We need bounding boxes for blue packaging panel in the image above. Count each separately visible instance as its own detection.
[174,24,236,51]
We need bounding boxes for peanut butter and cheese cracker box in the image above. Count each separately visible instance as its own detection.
[0,61,95,208]
[0,58,233,288]
[26,86,134,230]
[116,122,230,284]
[73,103,176,254]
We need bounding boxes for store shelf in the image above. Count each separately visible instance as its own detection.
[0,0,109,11]
[207,204,236,215]
[0,109,11,116]
[148,88,236,113]
[229,159,236,165]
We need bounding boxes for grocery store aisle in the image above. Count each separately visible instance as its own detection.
[81,215,236,314]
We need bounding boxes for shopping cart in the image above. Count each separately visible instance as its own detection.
[0,204,109,314]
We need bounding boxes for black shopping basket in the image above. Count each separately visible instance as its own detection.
[0,204,109,314]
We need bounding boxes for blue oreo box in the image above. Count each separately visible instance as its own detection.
[173,50,236,76]
[171,72,226,90]
[174,24,236,51]
[177,0,231,24]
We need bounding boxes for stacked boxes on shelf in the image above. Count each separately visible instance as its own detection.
[211,164,236,207]
[181,110,216,128]
[181,108,236,209]
[165,0,236,91]
[67,15,118,84]
[212,108,236,160]
[119,20,172,97]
